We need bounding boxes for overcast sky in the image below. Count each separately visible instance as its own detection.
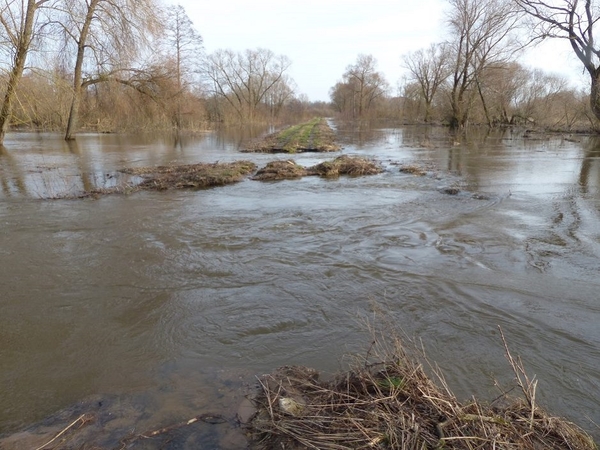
[165,0,587,102]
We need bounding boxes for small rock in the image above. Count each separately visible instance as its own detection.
[237,398,257,424]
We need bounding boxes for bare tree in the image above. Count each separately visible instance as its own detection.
[160,4,203,129]
[446,0,521,128]
[0,0,51,144]
[402,43,450,122]
[203,48,293,122]
[473,62,528,124]
[54,0,162,140]
[345,54,389,118]
[263,73,296,118]
[330,54,389,119]
[515,0,600,124]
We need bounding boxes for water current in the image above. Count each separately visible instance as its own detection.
[0,124,599,448]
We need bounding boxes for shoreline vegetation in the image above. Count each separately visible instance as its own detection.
[248,329,598,449]
[2,331,596,449]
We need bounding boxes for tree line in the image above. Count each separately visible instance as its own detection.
[2,0,600,145]
[0,0,309,144]
[331,0,600,132]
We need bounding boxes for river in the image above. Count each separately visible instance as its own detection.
[0,124,599,448]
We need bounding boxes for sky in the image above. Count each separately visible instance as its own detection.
[165,0,588,102]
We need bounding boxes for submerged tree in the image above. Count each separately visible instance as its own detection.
[160,4,203,129]
[330,54,389,119]
[55,0,162,140]
[0,0,51,144]
[515,0,600,124]
[402,43,450,122]
[203,48,294,122]
[446,0,521,128]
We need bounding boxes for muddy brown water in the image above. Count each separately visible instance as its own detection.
[1,124,599,448]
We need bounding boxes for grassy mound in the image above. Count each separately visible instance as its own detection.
[71,161,257,198]
[248,331,597,450]
[251,156,383,182]
[253,160,307,181]
[120,161,257,190]
[63,156,381,198]
[398,164,428,176]
[307,155,383,177]
[244,118,340,153]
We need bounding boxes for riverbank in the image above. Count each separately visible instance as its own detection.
[2,330,596,449]
[247,329,598,449]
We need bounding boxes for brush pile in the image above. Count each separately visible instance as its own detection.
[252,156,382,181]
[120,161,257,190]
[253,160,307,181]
[248,333,597,450]
[308,155,382,177]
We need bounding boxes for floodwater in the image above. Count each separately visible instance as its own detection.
[0,124,599,448]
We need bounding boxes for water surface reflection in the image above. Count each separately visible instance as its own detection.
[1,125,599,447]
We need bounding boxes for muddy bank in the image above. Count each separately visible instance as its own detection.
[0,389,248,449]
[7,331,596,450]
[243,118,340,153]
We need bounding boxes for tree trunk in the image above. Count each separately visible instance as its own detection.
[65,86,82,140]
[476,78,492,127]
[424,100,432,123]
[0,65,25,144]
[64,0,100,141]
[0,0,38,144]
[590,71,600,123]
[450,95,465,129]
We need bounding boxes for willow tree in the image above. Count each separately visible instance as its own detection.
[55,0,162,140]
[515,0,600,124]
[0,0,51,144]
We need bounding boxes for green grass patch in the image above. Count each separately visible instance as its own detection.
[244,118,340,153]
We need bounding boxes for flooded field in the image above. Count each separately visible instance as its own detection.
[1,124,599,448]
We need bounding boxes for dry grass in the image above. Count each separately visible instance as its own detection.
[307,155,383,178]
[252,156,383,182]
[398,164,428,176]
[248,328,597,450]
[253,160,307,181]
[119,160,257,190]
[67,161,257,198]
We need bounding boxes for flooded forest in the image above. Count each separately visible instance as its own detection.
[1,0,600,449]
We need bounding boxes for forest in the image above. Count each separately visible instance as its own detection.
[1,0,600,143]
